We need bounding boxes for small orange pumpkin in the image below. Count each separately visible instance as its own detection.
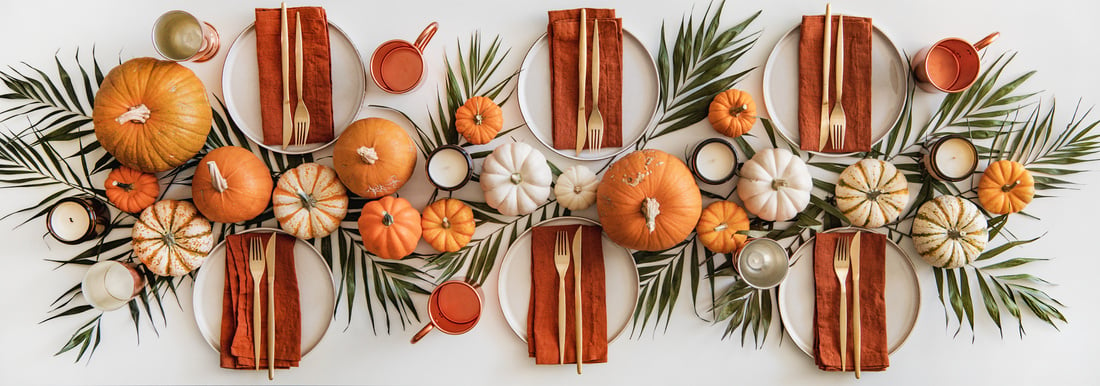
[333,118,417,199]
[696,201,750,254]
[358,196,422,260]
[707,89,756,138]
[596,149,702,251]
[104,166,159,213]
[421,198,475,253]
[455,96,503,145]
[192,146,273,223]
[978,160,1035,215]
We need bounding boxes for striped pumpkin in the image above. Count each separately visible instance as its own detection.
[911,196,988,268]
[835,159,910,228]
[272,163,349,239]
[132,200,214,276]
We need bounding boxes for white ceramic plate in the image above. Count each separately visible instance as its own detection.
[221,21,366,155]
[777,228,920,357]
[517,29,658,161]
[761,22,909,157]
[192,228,336,356]
[497,216,639,343]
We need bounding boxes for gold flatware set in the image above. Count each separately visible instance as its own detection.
[281,2,311,150]
[576,10,605,156]
[833,231,862,378]
[819,4,848,152]
[248,234,280,380]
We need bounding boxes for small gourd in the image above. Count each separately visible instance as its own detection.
[696,201,751,254]
[480,142,552,216]
[737,148,812,222]
[707,89,757,138]
[104,166,159,214]
[554,165,599,211]
[835,159,910,228]
[421,198,475,253]
[192,146,273,223]
[978,160,1034,215]
[358,196,422,260]
[912,195,988,269]
[455,96,503,145]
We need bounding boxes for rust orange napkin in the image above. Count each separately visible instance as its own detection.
[528,225,607,364]
[548,8,623,150]
[798,15,872,152]
[255,7,334,146]
[220,233,301,369]
[812,231,888,371]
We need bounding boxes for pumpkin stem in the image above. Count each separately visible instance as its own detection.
[714,222,728,232]
[771,179,788,191]
[442,216,451,229]
[357,146,380,165]
[573,185,583,194]
[642,197,661,233]
[382,211,395,226]
[510,172,523,185]
[474,114,484,125]
[116,104,151,124]
[207,162,229,193]
[729,104,748,116]
[295,189,316,210]
[1002,180,1021,192]
[111,181,135,192]
[866,189,882,202]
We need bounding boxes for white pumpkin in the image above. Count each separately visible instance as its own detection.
[272,163,349,239]
[736,148,812,222]
[481,142,552,216]
[912,195,988,268]
[132,200,214,276]
[554,165,599,211]
[835,159,910,228]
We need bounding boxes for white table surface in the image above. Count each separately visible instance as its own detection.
[1,0,1099,384]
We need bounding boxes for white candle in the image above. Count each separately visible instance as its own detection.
[694,141,736,182]
[934,137,978,179]
[49,201,91,242]
[428,147,470,189]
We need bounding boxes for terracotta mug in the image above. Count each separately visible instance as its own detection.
[411,280,483,343]
[912,32,999,93]
[370,22,438,94]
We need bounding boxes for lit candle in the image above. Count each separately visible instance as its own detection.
[426,145,473,191]
[690,138,738,184]
[82,261,145,311]
[47,197,109,244]
[926,135,978,181]
[735,239,790,289]
[152,10,220,62]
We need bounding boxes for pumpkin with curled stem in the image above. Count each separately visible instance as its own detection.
[333,117,417,199]
[835,159,910,228]
[696,201,750,254]
[480,142,552,216]
[554,165,599,211]
[272,163,348,239]
[978,160,1034,215]
[131,200,213,276]
[455,96,503,145]
[737,148,811,222]
[358,196,422,260]
[596,149,702,251]
[912,195,988,269]
[104,166,158,214]
[421,198,475,253]
[192,146,273,223]
[707,89,756,138]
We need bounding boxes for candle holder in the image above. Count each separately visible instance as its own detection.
[82,261,146,311]
[152,10,220,62]
[46,196,110,244]
[922,134,978,182]
[688,138,739,185]
[733,238,790,289]
[426,144,474,191]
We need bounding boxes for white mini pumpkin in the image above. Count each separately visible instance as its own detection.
[481,142,552,216]
[554,165,599,211]
[132,200,214,276]
[912,195,988,268]
[736,148,812,222]
[835,159,910,228]
[272,163,349,239]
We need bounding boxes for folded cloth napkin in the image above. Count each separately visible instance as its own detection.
[798,15,872,153]
[548,8,623,151]
[220,233,301,369]
[528,225,607,364]
[812,231,889,371]
[255,7,334,146]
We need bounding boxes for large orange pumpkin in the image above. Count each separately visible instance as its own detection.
[192,146,273,223]
[455,96,503,145]
[104,166,158,213]
[707,89,756,138]
[978,160,1035,215]
[358,196,422,260]
[696,201,750,254]
[93,57,212,173]
[421,198,475,253]
[333,118,417,198]
[596,149,702,251]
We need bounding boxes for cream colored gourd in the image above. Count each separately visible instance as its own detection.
[736,148,812,222]
[912,195,988,268]
[835,159,910,228]
[131,200,214,276]
[272,163,349,239]
[480,142,552,216]
[554,165,599,211]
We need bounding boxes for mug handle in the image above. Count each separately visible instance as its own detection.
[410,323,434,344]
[414,22,439,52]
[973,32,999,51]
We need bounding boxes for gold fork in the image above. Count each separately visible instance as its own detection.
[829,15,847,150]
[292,13,311,147]
[553,231,570,365]
[586,20,605,153]
[833,234,851,372]
[248,237,265,370]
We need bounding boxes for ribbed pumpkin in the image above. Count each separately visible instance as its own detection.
[707,89,756,138]
[192,146,273,223]
[696,201,751,254]
[272,163,348,239]
[132,200,214,276]
[104,166,158,214]
[455,96,503,145]
[333,117,417,198]
[421,198,475,253]
[93,57,212,173]
[596,149,702,251]
[912,196,988,269]
[835,159,910,228]
[358,196,422,260]
[554,165,599,211]
[978,160,1034,215]
[737,148,812,222]
[481,142,552,216]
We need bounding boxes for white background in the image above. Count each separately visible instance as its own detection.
[1,0,1099,384]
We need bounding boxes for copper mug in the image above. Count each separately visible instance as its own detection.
[912,32,999,93]
[411,280,483,343]
[370,22,438,94]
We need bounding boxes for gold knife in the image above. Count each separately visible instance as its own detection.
[850,231,861,379]
[572,226,583,374]
[280,3,292,150]
[818,3,832,152]
[575,9,587,156]
[265,233,277,380]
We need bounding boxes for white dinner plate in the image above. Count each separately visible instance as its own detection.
[517,29,658,161]
[761,22,909,157]
[497,216,639,343]
[192,228,336,356]
[777,228,920,357]
[221,21,366,155]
